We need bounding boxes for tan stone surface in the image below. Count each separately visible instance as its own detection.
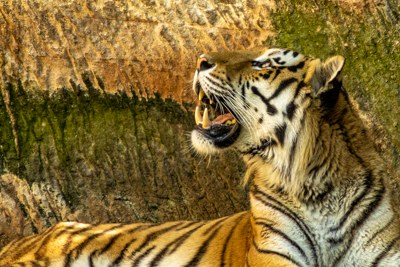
[0,0,272,100]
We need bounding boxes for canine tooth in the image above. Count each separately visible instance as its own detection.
[195,106,203,125]
[232,119,236,124]
[199,89,205,101]
[203,108,212,128]
[210,99,213,104]
[192,71,198,92]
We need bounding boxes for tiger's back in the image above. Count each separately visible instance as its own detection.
[0,212,251,267]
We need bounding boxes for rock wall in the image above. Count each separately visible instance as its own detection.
[0,0,399,248]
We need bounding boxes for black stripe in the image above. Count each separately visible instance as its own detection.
[327,236,344,245]
[99,233,122,254]
[365,216,394,246]
[131,222,184,256]
[251,86,277,116]
[251,187,319,267]
[246,256,251,267]
[89,250,96,267]
[285,81,305,121]
[329,172,373,232]
[0,235,35,258]
[169,224,206,254]
[88,232,123,266]
[183,225,224,267]
[54,223,80,239]
[205,76,229,92]
[371,234,400,266]
[273,57,286,65]
[252,240,303,267]
[149,246,170,267]
[149,224,206,266]
[269,78,298,100]
[63,226,94,267]
[255,221,309,265]
[2,233,43,260]
[275,123,287,146]
[331,182,386,265]
[261,73,270,80]
[271,69,281,82]
[251,78,297,117]
[106,225,155,266]
[100,224,152,260]
[203,216,230,236]
[286,102,297,121]
[288,61,305,72]
[288,136,298,170]
[33,225,73,260]
[0,238,19,257]
[62,226,93,255]
[176,221,201,231]
[241,84,249,109]
[348,183,385,236]
[111,237,137,266]
[266,103,277,115]
[220,213,247,267]
[294,81,305,99]
[132,245,156,267]
[239,139,276,158]
[72,224,124,260]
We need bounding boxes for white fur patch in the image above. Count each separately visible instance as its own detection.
[254,48,304,66]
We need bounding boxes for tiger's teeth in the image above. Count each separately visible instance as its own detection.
[203,108,212,128]
[210,99,213,104]
[192,71,198,92]
[195,106,203,125]
[199,89,205,101]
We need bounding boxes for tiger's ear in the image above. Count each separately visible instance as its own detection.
[306,55,345,96]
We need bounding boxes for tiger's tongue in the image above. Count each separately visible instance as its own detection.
[212,113,234,125]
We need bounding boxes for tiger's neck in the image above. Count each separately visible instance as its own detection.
[245,89,385,204]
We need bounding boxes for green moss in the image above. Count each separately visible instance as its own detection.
[0,78,194,212]
[269,0,400,170]
[0,86,18,173]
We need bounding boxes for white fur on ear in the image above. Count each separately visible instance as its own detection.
[310,55,345,96]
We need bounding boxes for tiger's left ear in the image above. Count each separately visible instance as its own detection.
[306,55,345,96]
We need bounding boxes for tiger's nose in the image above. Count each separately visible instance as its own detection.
[197,57,215,71]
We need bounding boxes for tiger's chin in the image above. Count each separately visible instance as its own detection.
[191,123,241,154]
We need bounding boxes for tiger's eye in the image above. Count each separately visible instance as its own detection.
[261,62,271,68]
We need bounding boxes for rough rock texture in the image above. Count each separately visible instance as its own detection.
[0,0,399,248]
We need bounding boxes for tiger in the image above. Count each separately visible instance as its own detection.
[0,47,399,267]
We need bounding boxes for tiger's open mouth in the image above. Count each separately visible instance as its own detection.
[193,82,241,148]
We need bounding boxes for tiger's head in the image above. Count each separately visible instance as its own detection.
[191,47,346,193]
